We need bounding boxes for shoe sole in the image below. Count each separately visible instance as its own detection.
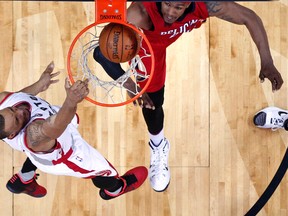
[6,185,22,194]
[253,112,266,126]
[254,106,288,128]
[6,185,46,198]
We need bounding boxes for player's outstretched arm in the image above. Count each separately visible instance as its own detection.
[26,78,89,152]
[206,1,283,91]
[0,62,60,103]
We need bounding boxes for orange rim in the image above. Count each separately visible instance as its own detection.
[67,0,155,107]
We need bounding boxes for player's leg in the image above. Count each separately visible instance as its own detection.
[6,157,47,198]
[94,45,169,191]
[62,137,148,200]
[92,166,148,200]
[253,106,288,130]
[142,86,171,192]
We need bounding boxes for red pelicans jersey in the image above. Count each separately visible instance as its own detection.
[137,2,209,92]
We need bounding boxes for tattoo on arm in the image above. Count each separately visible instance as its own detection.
[205,1,222,14]
[27,120,51,147]
[205,1,236,23]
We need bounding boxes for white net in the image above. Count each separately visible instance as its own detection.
[68,22,152,106]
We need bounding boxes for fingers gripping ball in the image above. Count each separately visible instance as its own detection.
[99,23,140,63]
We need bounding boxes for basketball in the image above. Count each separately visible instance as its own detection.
[99,23,140,63]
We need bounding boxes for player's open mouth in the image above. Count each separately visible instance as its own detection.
[164,15,175,23]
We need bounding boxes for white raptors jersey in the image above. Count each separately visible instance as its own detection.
[1,92,60,151]
[0,92,117,178]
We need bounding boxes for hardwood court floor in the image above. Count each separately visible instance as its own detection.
[0,1,287,216]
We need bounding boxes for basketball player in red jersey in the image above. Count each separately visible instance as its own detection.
[0,62,147,200]
[95,1,283,192]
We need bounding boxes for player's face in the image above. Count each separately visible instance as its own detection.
[161,2,190,24]
[0,105,31,139]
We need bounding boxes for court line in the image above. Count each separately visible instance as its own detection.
[245,147,288,216]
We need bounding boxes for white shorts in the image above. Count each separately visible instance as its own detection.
[25,124,118,178]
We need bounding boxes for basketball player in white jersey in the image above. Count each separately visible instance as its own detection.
[0,62,147,200]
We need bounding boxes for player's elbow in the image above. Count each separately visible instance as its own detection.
[241,8,260,26]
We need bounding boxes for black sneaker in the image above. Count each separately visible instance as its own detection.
[6,174,47,198]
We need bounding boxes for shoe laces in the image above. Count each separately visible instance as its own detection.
[150,141,169,176]
[34,173,40,179]
[271,118,285,131]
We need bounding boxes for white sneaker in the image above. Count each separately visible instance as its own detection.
[148,138,170,192]
[253,106,288,131]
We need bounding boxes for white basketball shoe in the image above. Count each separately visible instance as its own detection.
[253,106,288,131]
[148,138,170,192]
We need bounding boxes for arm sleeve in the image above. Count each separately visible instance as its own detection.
[93,46,125,80]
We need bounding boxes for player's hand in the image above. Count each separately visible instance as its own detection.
[65,78,89,105]
[134,92,155,110]
[124,78,155,109]
[37,61,61,92]
[259,63,283,91]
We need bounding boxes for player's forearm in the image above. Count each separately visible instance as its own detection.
[244,11,273,66]
[93,46,138,93]
[20,80,44,95]
[43,99,77,139]
[208,2,274,66]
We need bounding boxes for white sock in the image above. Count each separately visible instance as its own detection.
[18,171,35,182]
[149,129,164,147]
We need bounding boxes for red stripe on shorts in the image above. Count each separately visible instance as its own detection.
[52,148,95,174]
